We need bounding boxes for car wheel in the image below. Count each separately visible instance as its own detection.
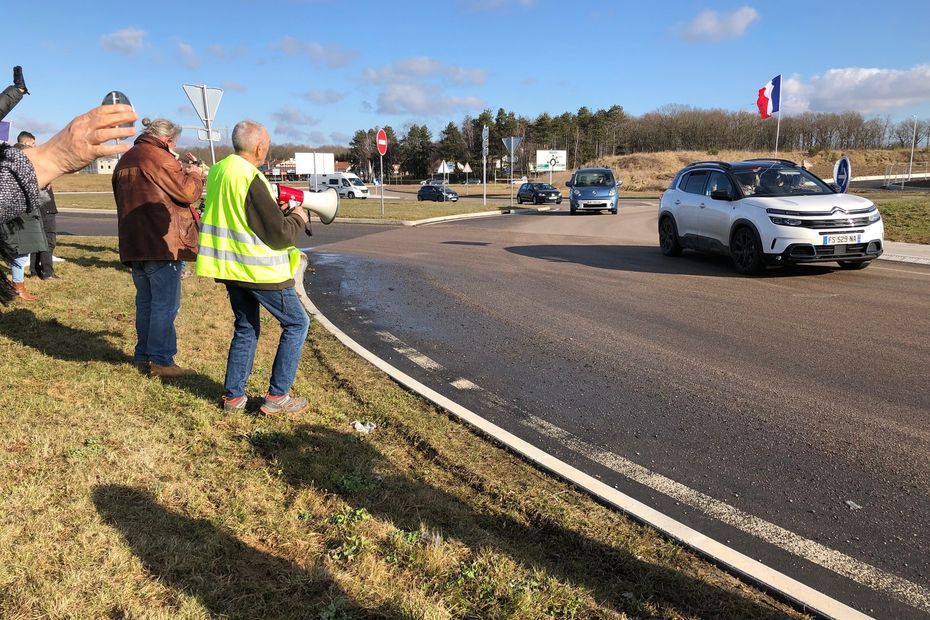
[570,207,577,215]
[347,192,355,199]
[658,216,682,256]
[535,196,543,205]
[838,260,871,270]
[611,208,618,215]
[417,196,422,201]
[730,226,764,275]
[516,195,523,204]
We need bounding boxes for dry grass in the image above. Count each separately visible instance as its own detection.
[0,237,811,619]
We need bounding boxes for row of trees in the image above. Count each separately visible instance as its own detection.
[344,106,930,181]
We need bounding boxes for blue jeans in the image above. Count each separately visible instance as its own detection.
[11,255,29,283]
[131,260,182,366]
[224,285,310,399]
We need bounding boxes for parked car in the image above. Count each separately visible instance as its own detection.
[516,182,562,205]
[658,159,884,274]
[419,178,445,186]
[417,185,459,202]
[566,167,621,214]
[462,178,482,185]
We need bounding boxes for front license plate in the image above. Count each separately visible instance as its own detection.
[823,233,861,245]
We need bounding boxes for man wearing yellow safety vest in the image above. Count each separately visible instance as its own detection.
[195,120,311,415]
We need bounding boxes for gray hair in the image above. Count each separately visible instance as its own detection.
[232,120,266,154]
[140,117,182,140]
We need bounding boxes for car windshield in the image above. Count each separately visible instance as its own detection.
[575,172,613,186]
[533,183,555,190]
[350,178,365,187]
[734,165,832,197]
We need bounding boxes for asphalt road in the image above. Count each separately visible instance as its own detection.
[60,206,930,617]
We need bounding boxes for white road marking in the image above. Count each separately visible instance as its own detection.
[375,331,445,371]
[451,378,481,390]
[523,414,930,614]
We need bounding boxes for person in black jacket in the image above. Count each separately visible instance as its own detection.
[17,132,60,280]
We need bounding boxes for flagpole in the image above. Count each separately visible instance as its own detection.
[774,73,782,155]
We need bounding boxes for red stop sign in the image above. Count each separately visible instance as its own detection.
[376,128,387,156]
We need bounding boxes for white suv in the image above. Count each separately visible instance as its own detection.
[658,159,883,274]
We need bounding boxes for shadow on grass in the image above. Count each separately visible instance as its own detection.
[65,255,127,271]
[250,425,795,619]
[58,242,114,253]
[92,485,393,619]
[0,308,224,403]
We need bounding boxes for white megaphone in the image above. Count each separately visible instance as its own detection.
[272,184,339,224]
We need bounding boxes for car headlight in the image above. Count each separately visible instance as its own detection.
[608,188,616,197]
[572,189,580,197]
[769,216,802,226]
[868,210,881,223]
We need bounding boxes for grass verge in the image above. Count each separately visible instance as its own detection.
[858,191,930,244]
[0,237,811,618]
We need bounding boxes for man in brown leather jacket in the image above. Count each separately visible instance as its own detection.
[113,118,204,379]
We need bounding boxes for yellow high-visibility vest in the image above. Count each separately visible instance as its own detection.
[195,154,299,284]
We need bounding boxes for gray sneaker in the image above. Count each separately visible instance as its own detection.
[222,395,247,412]
[260,393,309,416]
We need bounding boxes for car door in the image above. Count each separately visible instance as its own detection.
[674,171,709,239]
[701,171,737,248]
[517,183,529,202]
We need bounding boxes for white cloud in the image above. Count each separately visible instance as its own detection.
[377,83,484,115]
[308,131,328,144]
[9,114,58,136]
[271,105,321,141]
[274,37,357,68]
[789,65,930,113]
[678,7,759,42]
[302,89,345,104]
[100,27,146,55]
[222,81,248,93]
[206,44,247,60]
[364,57,487,85]
[177,42,201,69]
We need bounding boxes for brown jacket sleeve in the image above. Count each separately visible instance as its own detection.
[146,156,203,206]
[244,177,304,250]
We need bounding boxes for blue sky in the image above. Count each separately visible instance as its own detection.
[2,0,929,147]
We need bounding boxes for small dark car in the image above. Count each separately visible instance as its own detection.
[417,185,459,202]
[516,182,562,205]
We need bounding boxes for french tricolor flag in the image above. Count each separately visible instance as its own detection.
[757,74,781,119]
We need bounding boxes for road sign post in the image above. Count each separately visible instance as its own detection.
[377,128,387,217]
[502,136,522,208]
[482,125,489,207]
[183,84,223,165]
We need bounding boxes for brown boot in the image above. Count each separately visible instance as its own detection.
[149,363,196,379]
[13,282,37,301]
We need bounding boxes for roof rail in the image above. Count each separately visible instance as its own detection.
[740,158,798,167]
[686,160,731,169]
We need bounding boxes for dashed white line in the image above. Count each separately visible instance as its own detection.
[523,414,930,615]
[375,331,445,371]
[451,378,481,390]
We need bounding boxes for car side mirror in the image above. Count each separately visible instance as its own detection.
[616,179,623,187]
[829,183,840,192]
[565,180,573,187]
[710,189,734,201]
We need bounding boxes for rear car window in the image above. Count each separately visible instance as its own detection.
[682,171,709,195]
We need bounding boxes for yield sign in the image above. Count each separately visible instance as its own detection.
[502,136,521,156]
[437,159,448,174]
[463,163,473,173]
[376,128,388,156]
[183,84,223,125]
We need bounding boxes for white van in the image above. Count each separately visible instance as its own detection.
[309,173,369,199]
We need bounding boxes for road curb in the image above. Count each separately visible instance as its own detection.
[295,266,870,620]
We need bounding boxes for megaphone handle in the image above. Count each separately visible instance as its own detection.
[304,221,313,237]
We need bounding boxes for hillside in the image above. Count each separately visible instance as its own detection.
[547,149,927,191]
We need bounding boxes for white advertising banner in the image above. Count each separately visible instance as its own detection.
[536,149,567,172]
[295,152,335,175]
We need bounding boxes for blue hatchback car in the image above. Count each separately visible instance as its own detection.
[566,167,622,214]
